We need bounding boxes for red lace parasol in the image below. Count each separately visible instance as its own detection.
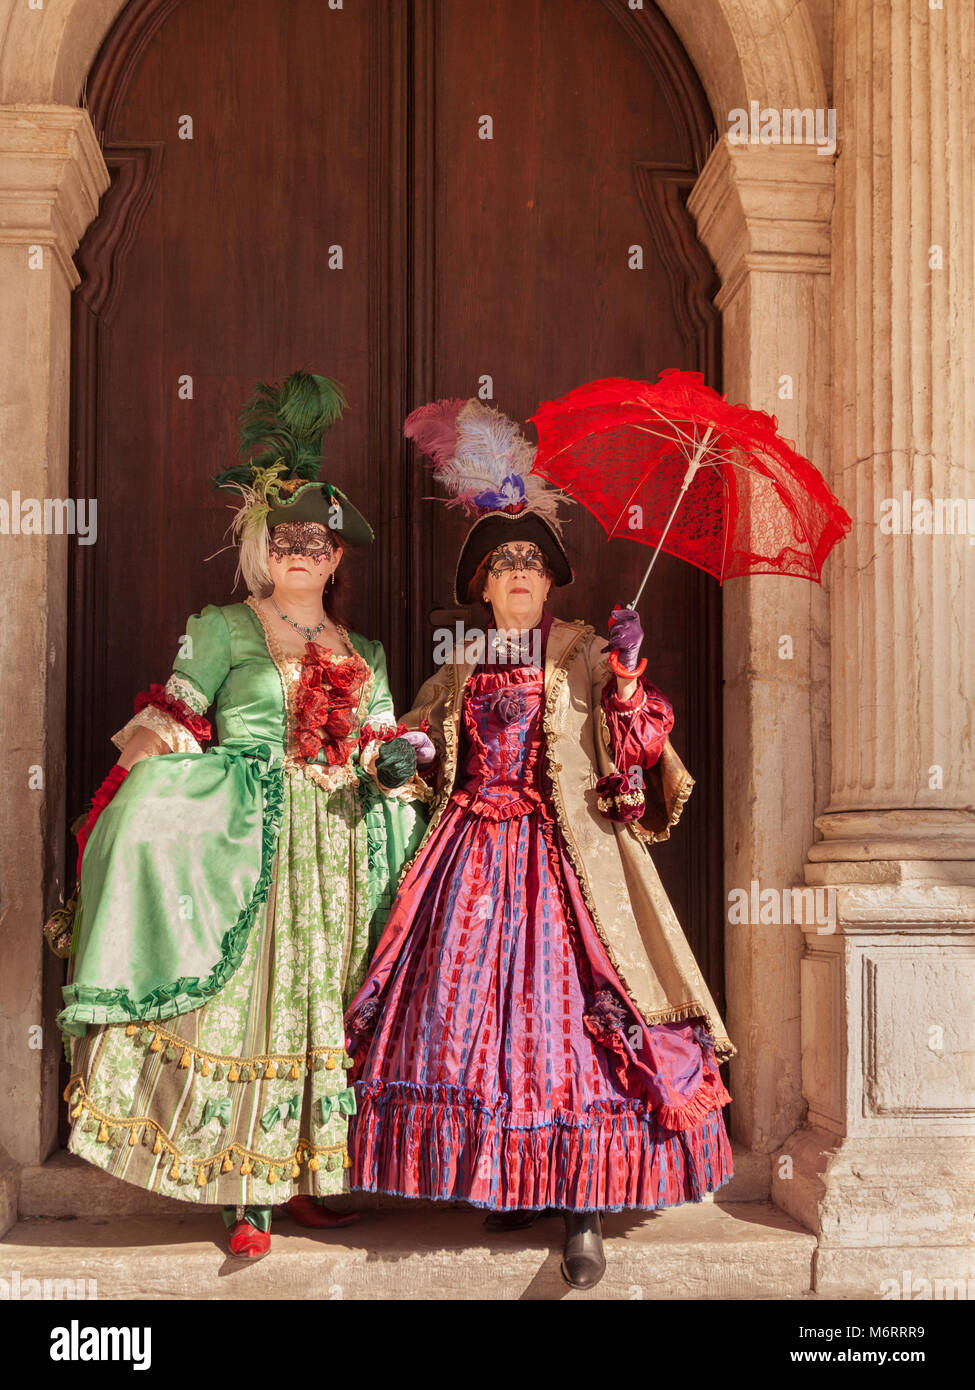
[529,370,852,607]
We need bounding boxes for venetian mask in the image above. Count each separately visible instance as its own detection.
[485,542,550,578]
[269,521,335,563]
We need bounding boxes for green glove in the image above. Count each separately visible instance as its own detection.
[374,737,418,790]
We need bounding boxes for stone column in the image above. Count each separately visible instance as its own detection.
[0,106,109,1175]
[688,141,834,1161]
[783,1,975,1292]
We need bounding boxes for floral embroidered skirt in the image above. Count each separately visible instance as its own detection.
[346,796,734,1212]
[66,774,371,1206]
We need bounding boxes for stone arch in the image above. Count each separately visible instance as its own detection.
[0,0,830,115]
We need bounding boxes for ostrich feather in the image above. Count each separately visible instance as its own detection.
[454,400,536,486]
[404,395,568,529]
[403,399,466,472]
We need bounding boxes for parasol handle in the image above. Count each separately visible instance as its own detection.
[627,426,715,610]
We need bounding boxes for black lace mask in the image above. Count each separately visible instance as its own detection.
[269,522,335,562]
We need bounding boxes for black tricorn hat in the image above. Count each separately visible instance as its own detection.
[454,509,573,605]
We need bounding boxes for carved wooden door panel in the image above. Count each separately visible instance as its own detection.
[69,0,724,1027]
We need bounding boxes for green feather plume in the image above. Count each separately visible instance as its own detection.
[213,371,347,493]
[277,372,347,441]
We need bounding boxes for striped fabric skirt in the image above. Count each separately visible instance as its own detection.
[346,791,734,1212]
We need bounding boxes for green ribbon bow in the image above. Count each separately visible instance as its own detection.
[318,1087,357,1125]
[260,1093,301,1134]
[202,1096,232,1128]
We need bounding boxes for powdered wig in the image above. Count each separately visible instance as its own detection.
[236,517,273,596]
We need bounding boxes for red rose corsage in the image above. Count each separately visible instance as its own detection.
[293,643,369,764]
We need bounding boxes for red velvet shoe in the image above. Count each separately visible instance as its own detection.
[227,1219,271,1258]
[286,1195,360,1229]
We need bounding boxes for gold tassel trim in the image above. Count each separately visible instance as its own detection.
[124,1023,346,1077]
[64,1075,350,1186]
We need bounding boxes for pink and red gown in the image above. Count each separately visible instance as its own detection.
[345,617,733,1211]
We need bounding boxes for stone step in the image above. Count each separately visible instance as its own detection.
[2,1200,816,1300]
[16,1145,772,1221]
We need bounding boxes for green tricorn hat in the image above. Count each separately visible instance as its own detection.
[214,371,374,547]
[263,478,373,545]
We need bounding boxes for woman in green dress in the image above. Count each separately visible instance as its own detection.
[56,374,430,1257]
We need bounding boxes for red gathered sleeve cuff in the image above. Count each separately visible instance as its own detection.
[134,684,213,745]
[601,674,674,772]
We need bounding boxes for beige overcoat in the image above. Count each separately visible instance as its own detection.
[399,614,736,1064]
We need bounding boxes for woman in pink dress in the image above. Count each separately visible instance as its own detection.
[345,399,735,1289]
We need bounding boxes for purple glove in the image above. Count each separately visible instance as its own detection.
[601,604,644,671]
[400,729,436,766]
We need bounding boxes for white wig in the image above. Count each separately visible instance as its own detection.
[236,520,274,597]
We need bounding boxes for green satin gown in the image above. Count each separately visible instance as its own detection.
[59,598,426,1206]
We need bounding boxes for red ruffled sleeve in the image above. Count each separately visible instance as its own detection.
[601,674,674,773]
[133,684,213,745]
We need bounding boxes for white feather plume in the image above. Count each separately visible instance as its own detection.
[406,397,565,530]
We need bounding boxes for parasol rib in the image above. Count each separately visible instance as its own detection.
[628,426,715,609]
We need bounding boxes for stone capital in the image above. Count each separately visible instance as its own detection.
[687,138,833,309]
[0,104,109,288]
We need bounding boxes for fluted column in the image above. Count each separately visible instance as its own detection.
[785,3,975,1293]
[813,0,975,867]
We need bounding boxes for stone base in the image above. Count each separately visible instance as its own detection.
[3,1145,810,1299]
[773,1126,975,1296]
[2,1202,817,1300]
[814,1246,975,1298]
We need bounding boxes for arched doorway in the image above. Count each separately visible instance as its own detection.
[65,0,725,1132]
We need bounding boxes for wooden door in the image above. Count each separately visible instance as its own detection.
[70,0,724,1018]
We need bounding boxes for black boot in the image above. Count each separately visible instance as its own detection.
[560,1210,606,1289]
